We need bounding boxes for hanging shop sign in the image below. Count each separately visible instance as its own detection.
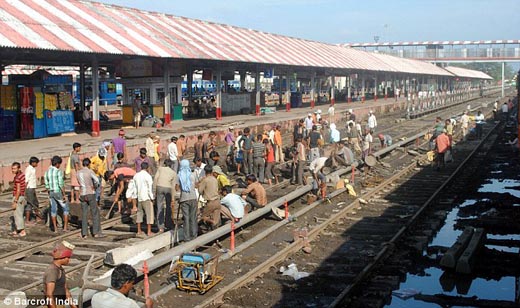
[120,59,153,77]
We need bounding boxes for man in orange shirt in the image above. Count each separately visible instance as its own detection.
[274,125,284,163]
[435,129,451,171]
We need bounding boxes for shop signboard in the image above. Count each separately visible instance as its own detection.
[45,110,75,135]
[120,59,153,77]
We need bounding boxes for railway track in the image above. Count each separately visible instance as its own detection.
[0,90,509,306]
[181,109,503,307]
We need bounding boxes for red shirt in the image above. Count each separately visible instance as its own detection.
[436,133,451,154]
[13,172,26,197]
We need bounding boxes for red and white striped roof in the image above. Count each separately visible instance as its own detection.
[342,40,520,47]
[0,0,456,77]
[1,65,78,76]
[443,66,493,80]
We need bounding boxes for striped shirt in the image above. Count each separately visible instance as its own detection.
[45,166,64,193]
[13,172,26,197]
[252,142,265,158]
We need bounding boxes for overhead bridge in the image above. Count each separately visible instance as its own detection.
[341,40,520,63]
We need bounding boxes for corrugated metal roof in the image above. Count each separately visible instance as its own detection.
[444,66,493,80]
[1,65,78,76]
[0,0,453,77]
[343,40,520,47]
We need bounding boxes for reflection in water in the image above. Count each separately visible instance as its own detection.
[386,175,520,307]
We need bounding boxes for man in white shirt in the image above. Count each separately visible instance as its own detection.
[501,102,509,121]
[304,113,314,137]
[91,264,153,308]
[363,130,373,160]
[328,104,335,123]
[220,185,245,221]
[309,156,329,197]
[167,136,179,172]
[367,110,377,132]
[24,156,40,225]
[133,162,154,236]
[145,133,156,173]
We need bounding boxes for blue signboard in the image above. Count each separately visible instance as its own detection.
[45,110,75,135]
[264,68,274,78]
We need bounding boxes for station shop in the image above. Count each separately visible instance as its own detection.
[0,70,75,142]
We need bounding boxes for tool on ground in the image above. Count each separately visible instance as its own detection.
[170,247,223,294]
[105,201,117,220]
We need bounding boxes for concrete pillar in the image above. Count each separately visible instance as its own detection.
[163,61,171,125]
[187,66,193,108]
[347,75,352,103]
[310,73,316,109]
[216,70,222,120]
[240,71,246,92]
[502,62,505,98]
[286,74,291,112]
[384,75,388,99]
[361,76,366,102]
[255,70,261,116]
[91,59,100,137]
[374,75,378,101]
[79,64,86,110]
[330,75,336,105]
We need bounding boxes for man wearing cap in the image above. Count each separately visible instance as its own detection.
[367,110,377,132]
[43,241,77,308]
[90,149,107,206]
[111,129,127,167]
[212,165,230,190]
[91,264,153,308]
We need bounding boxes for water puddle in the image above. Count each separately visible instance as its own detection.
[387,267,518,307]
[387,172,520,306]
[479,179,520,198]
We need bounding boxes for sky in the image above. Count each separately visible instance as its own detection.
[95,0,519,44]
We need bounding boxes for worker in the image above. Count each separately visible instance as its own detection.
[43,241,78,308]
[241,174,267,210]
[105,166,136,215]
[198,165,221,230]
[309,156,328,198]
[377,134,392,148]
[212,165,230,190]
[220,185,246,222]
[91,263,153,308]
[435,129,451,171]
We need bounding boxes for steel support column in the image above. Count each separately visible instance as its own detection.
[79,64,86,110]
[310,73,316,109]
[331,75,336,105]
[255,70,261,116]
[163,61,171,125]
[374,75,378,101]
[91,60,100,137]
[502,62,505,98]
[347,75,352,103]
[361,77,365,102]
[216,70,222,120]
[286,74,291,112]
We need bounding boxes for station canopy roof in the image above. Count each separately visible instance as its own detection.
[444,66,493,80]
[0,0,486,79]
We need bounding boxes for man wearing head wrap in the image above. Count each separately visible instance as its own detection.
[176,160,198,241]
[43,241,77,308]
[153,159,177,232]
